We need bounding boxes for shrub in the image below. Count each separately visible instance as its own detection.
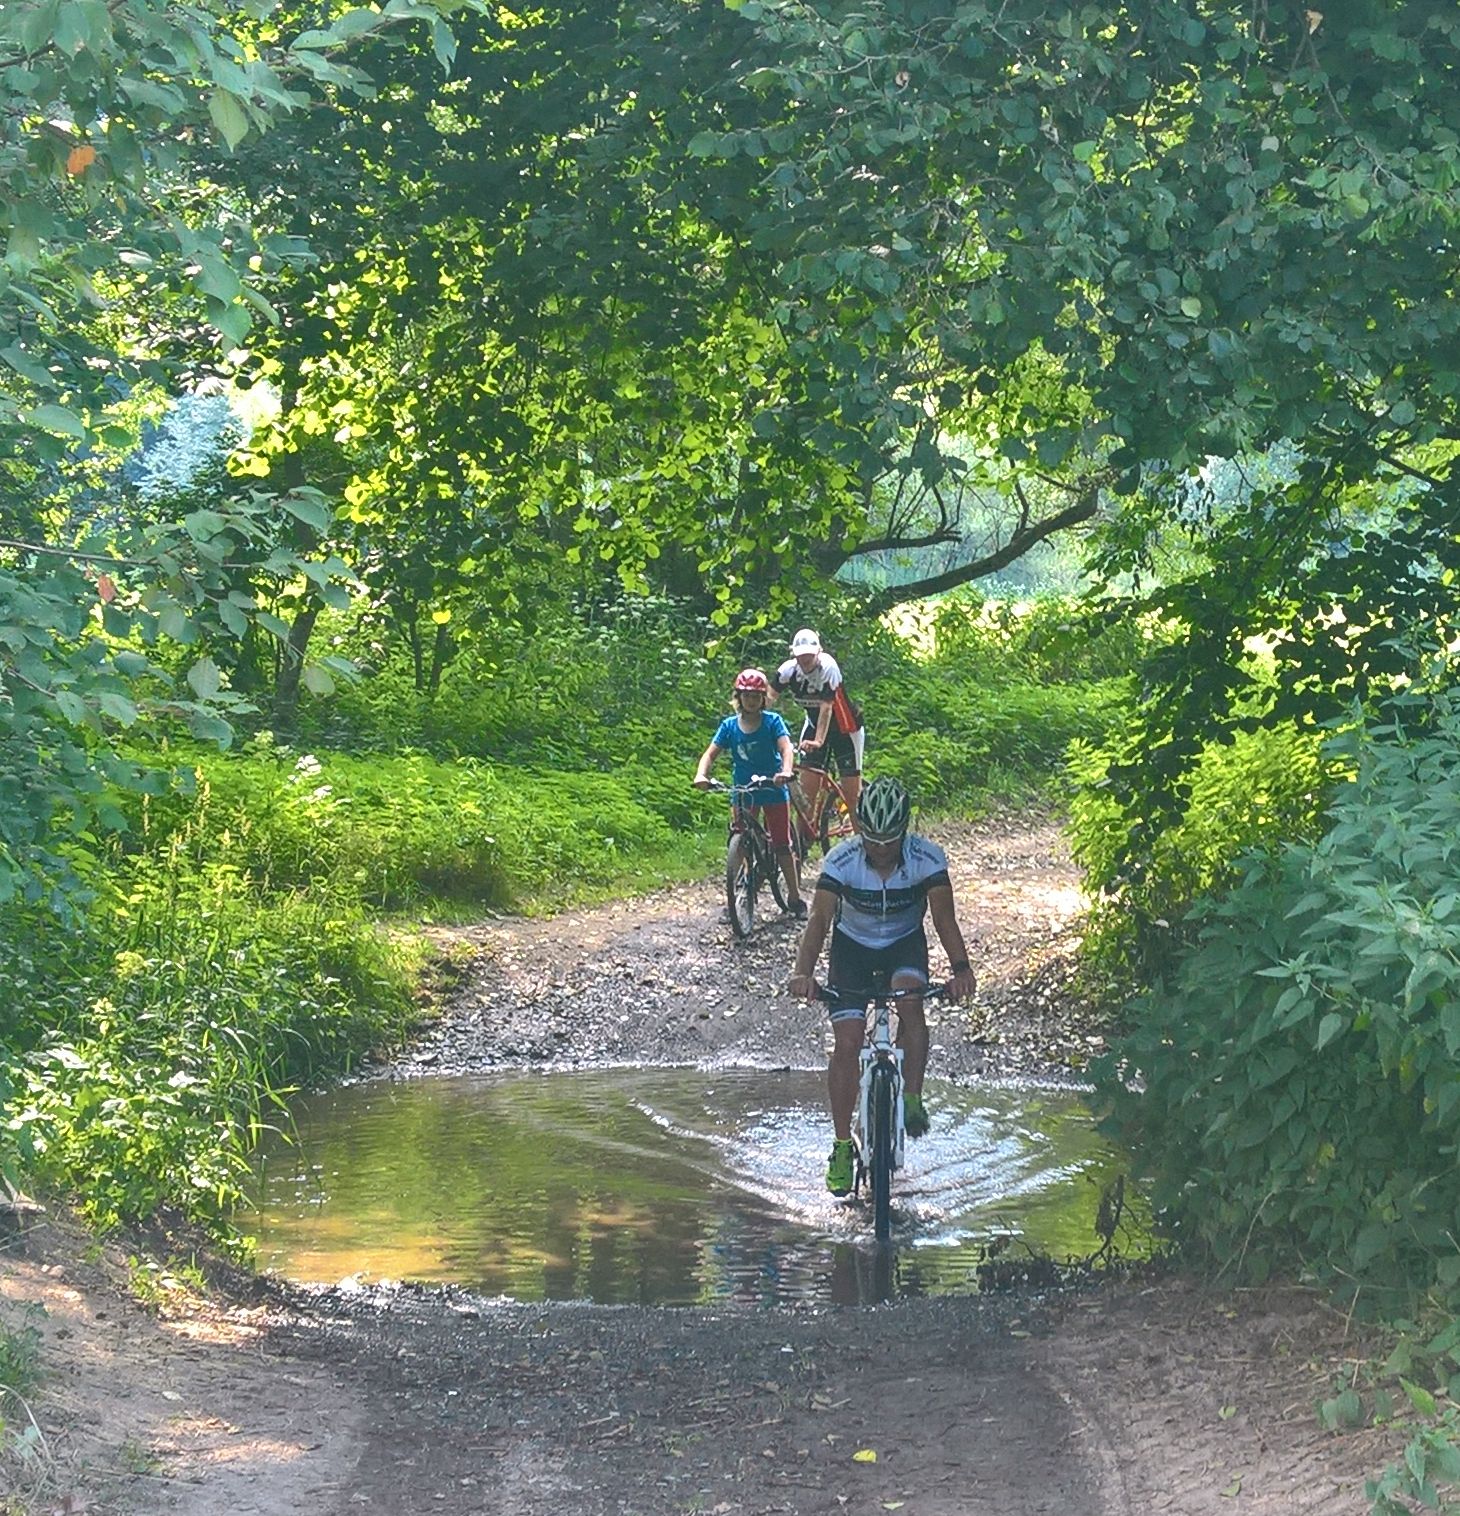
[0,866,417,1232]
[1067,713,1332,988]
[1096,696,1460,1306]
[873,672,1130,809]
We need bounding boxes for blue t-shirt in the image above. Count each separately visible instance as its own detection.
[713,711,790,800]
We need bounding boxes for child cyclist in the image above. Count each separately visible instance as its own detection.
[693,669,808,919]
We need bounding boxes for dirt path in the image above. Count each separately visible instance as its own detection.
[1,815,1397,1514]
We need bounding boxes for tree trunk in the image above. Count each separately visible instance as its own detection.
[427,620,452,696]
[271,598,322,734]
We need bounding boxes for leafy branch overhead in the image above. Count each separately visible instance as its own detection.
[5,0,1460,902]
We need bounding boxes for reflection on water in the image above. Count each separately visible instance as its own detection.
[251,1070,1148,1306]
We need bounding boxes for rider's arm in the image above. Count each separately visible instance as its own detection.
[774,731,795,786]
[806,657,839,749]
[693,741,722,788]
[927,883,977,1002]
[788,886,837,998]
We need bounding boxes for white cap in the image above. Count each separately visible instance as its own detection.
[790,628,821,655]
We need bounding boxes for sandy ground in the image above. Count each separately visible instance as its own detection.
[0,815,1401,1515]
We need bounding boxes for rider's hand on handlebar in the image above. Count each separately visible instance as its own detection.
[693,775,713,791]
[774,770,793,787]
[788,973,818,1001]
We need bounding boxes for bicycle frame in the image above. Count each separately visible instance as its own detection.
[857,997,907,1178]
[820,983,948,1240]
[706,777,789,936]
[786,760,854,860]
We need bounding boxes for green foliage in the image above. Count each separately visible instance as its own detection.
[293,587,1129,817]
[925,593,1153,688]
[1095,697,1460,1310]
[0,1310,43,1502]
[145,737,702,911]
[1369,1406,1460,1515]
[1068,712,1332,987]
[297,591,722,769]
[0,1316,39,1403]
[878,678,1126,812]
[0,860,416,1233]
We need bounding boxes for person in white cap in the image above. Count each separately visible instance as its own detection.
[771,627,864,833]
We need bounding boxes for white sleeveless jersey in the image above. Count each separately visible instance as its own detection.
[773,653,842,715]
[816,833,951,949]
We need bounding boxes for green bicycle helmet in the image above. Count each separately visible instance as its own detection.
[857,776,911,842]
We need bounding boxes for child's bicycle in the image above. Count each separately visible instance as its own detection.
[704,778,791,939]
[818,981,949,1241]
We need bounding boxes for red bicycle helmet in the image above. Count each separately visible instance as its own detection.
[734,668,770,693]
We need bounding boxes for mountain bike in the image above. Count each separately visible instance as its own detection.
[705,778,789,938]
[787,760,855,861]
[818,982,949,1242]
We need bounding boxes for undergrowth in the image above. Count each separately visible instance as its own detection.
[1085,693,1460,1512]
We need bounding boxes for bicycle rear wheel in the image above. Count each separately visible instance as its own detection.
[726,833,757,939]
[819,787,855,855]
[867,1062,897,1242]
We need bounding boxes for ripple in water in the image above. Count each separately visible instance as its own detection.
[251,1069,1147,1306]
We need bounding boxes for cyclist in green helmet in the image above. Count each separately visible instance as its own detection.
[788,776,977,1196]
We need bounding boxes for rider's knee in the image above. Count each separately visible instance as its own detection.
[831,1023,862,1056]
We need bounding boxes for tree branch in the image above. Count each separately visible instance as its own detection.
[852,527,963,555]
[858,491,1101,614]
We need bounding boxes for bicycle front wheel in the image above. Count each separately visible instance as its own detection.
[867,1062,897,1242]
[726,833,756,939]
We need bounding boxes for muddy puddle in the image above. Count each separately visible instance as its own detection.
[251,1069,1148,1306]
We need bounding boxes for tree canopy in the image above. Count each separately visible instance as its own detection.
[5,0,1460,897]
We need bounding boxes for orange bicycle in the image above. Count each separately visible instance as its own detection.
[787,758,855,861]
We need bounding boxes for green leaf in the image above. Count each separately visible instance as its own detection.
[186,657,221,700]
[97,691,140,726]
[22,404,86,438]
[54,691,87,726]
[159,606,196,644]
[1316,1012,1344,1049]
[301,665,335,696]
[208,89,251,151]
[280,493,333,531]
[1401,1378,1438,1417]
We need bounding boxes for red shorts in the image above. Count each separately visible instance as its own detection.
[735,799,791,850]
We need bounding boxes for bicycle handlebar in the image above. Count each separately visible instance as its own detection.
[814,982,951,1006]
[702,775,785,794]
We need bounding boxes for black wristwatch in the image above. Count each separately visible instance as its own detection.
[949,959,970,974]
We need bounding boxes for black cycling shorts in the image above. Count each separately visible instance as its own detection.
[824,927,929,1023]
[798,719,865,778]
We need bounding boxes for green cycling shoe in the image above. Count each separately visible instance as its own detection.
[825,1138,855,1196]
[904,1092,930,1138]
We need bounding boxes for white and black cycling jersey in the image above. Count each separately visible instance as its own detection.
[772,653,843,714]
[816,833,952,949]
